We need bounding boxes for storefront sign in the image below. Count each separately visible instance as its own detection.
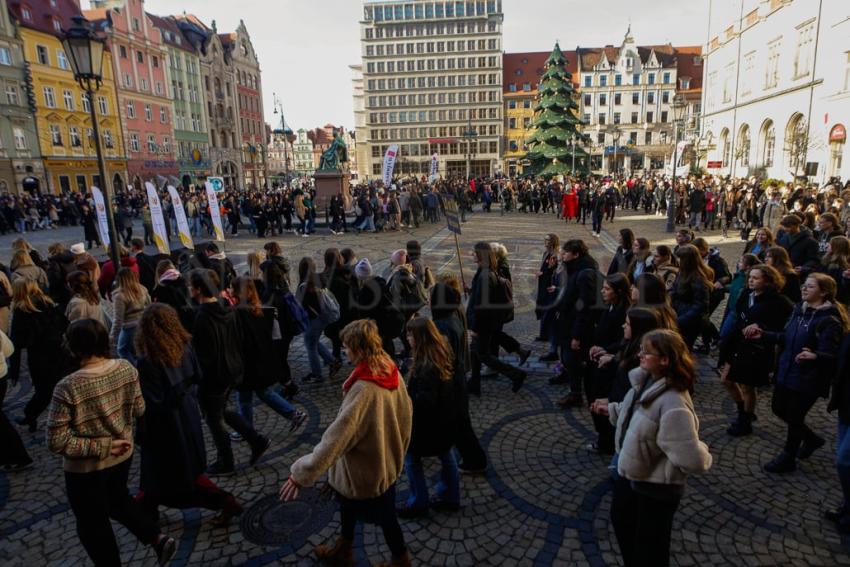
[830,124,846,143]
[707,160,723,169]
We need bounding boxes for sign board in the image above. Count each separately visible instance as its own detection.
[207,176,225,193]
[441,193,461,235]
[707,160,722,169]
[382,144,399,187]
[90,186,110,247]
[144,182,170,254]
[830,124,846,143]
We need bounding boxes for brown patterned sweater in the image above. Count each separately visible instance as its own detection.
[47,359,145,473]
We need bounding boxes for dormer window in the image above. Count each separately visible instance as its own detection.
[53,19,61,33]
[680,77,691,90]
[21,6,32,20]
[626,56,634,68]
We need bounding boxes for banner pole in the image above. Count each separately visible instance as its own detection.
[453,231,467,298]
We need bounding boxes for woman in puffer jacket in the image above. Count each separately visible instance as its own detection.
[608,329,712,567]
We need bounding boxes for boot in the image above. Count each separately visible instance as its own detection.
[376,551,411,567]
[764,451,796,474]
[314,536,354,566]
[727,411,753,437]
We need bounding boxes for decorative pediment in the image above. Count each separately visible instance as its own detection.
[646,50,660,68]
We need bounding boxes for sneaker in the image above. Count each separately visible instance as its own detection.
[289,411,307,433]
[3,460,34,472]
[207,461,235,476]
[763,452,796,474]
[229,431,243,441]
[250,437,272,466]
[518,349,532,366]
[154,536,177,566]
[798,436,825,460]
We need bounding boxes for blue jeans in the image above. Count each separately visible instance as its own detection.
[357,216,375,232]
[237,387,296,427]
[838,422,850,509]
[304,318,333,377]
[190,216,201,236]
[117,327,137,366]
[404,450,460,510]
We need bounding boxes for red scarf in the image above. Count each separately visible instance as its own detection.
[342,362,400,393]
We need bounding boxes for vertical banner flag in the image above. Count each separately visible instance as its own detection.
[204,181,225,241]
[429,153,439,182]
[382,144,399,187]
[90,186,110,247]
[167,185,194,249]
[144,182,170,254]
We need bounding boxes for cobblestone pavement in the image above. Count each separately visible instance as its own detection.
[2,207,850,566]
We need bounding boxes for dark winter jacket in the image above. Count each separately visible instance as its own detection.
[535,251,559,318]
[670,277,710,331]
[828,333,850,423]
[47,251,76,307]
[8,300,69,384]
[592,303,628,352]
[191,301,244,395]
[607,248,634,276]
[236,306,283,391]
[151,277,194,331]
[556,254,600,342]
[763,302,845,398]
[407,363,457,457]
[777,230,820,277]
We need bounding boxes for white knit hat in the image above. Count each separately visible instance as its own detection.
[354,258,373,279]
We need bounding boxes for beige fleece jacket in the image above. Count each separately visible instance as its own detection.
[290,378,413,500]
[609,368,713,485]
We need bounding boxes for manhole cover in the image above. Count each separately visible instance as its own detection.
[240,488,337,546]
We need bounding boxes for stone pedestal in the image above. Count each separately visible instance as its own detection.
[313,171,351,210]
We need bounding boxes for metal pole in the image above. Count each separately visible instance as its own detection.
[87,81,120,267]
[666,120,678,233]
[571,137,575,174]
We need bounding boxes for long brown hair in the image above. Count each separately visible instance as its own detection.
[341,319,394,376]
[641,329,696,392]
[748,264,785,292]
[823,236,850,271]
[232,276,262,316]
[407,316,453,382]
[10,250,34,271]
[807,273,850,332]
[675,244,714,288]
[473,241,497,271]
[765,246,794,275]
[67,270,100,306]
[116,268,146,305]
[135,303,192,367]
[12,279,53,313]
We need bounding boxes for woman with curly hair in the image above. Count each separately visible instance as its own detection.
[134,304,243,527]
[281,319,412,567]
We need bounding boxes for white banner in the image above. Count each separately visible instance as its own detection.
[204,181,225,241]
[429,152,439,182]
[167,185,194,249]
[144,182,170,254]
[90,186,110,247]
[382,144,399,187]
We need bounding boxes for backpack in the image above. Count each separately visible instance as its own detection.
[318,288,341,324]
[390,267,426,317]
[282,291,309,335]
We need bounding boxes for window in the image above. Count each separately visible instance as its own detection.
[36,45,48,65]
[597,133,605,144]
[103,129,113,149]
[126,101,136,119]
[663,72,671,84]
[661,111,668,122]
[123,73,132,88]
[43,86,55,108]
[136,51,144,64]
[129,133,139,152]
[599,94,607,106]
[631,112,638,124]
[615,75,622,86]
[0,47,10,66]
[600,75,607,87]
[50,124,62,145]
[81,92,90,112]
[147,135,157,152]
[52,18,61,33]
[523,100,531,109]
[630,132,638,145]
[614,93,621,105]
[69,126,81,147]
[119,45,127,58]
[63,89,73,110]
[762,120,776,167]
[598,113,606,125]
[645,131,652,145]
[647,111,654,123]
[648,73,655,85]
[152,56,159,68]
[98,96,107,115]
[160,107,167,123]
[523,83,531,91]
[144,104,152,122]
[5,84,17,105]
[613,112,621,124]
[140,78,148,91]
[632,92,640,104]
[633,73,640,85]
[793,21,815,78]
[13,127,26,150]
[647,92,655,104]
[583,94,591,106]
[21,6,31,20]
[766,40,781,88]
[584,75,592,87]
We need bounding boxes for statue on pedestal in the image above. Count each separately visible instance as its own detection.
[317,128,349,172]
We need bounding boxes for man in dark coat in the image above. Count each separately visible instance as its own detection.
[776,214,820,277]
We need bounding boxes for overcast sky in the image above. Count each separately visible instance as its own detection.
[137,0,711,131]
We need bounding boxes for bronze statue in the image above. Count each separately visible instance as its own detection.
[317,128,349,172]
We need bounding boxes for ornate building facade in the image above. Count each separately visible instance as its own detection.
[226,21,265,189]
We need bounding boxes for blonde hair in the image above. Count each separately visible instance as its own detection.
[116,268,146,305]
[246,251,262,280]
[12,278,53,313]
[340,319,394,376]
[407,317,454,381]
[10,250,34,271]
[11,238,31,253]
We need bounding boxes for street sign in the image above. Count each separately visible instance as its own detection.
[707,160,722,169]
[208,176,225,192]
[441,193,461,235]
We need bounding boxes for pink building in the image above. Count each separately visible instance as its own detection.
[87,0,176,189]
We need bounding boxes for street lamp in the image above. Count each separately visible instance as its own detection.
[463,116,477,180]
[273,92,291,186]
[666,94,688,233]
[606,125,622,177]
[63,15,120,268]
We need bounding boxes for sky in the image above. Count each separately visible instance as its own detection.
[136,0,711,132]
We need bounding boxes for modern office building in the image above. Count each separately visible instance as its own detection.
[357,0,504,180]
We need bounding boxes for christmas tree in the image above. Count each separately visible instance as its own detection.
[525,43,587,177]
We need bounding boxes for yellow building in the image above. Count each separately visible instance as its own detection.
[503,51,578,177]
[13,1,127,194]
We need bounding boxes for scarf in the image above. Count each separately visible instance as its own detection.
[159,268,181,283]
[342,361,400,393]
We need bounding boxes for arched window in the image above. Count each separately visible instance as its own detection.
[760,119,775,167]
[736,124,750,168]
[785,113,807,173]
[720,128,730,167]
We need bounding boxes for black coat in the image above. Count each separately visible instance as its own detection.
[593,304,628,351]
[828,333,850,423]
[535,251,559,318]
[8,301,69,384]
[151,277,194,331]
[236,306,283,391]
[779,271,803,304]
[47,251,76,308]
[721,289,793,386]
[355,276,405,338]
[137,348,206,499]
[192,301,244,395]
[555,255,600,342]
[607,248,634,276]
[407,363,457,457]
[671,277,710,332]
[778,231,820,276]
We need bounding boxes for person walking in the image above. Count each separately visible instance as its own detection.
[109,268,150,365]
[670,245,712,348]
[0,327,32,471]
[297,257,342,382]
[46,319,177,566]
[608,329,713,567]
[280,319,413,567]
[134,304,243,527]
[65,271,107,327]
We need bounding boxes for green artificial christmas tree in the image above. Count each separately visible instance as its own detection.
[525,43,587,177]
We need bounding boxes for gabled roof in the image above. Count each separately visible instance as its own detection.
[674,45,703,92]
[147,13,196,53]
[9,0,82,38]
[218,32,235,46]
[503,51,579,92]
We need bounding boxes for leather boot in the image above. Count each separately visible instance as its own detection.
[314,536,354,566]
[727,410,752,437]
[376,551,412,567]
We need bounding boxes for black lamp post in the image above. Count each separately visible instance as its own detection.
[63,15,120,267]
[273,92,291,186]
[666,94,688,233]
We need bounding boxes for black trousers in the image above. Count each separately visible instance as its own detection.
[200,389,263,467]
[611,477,681,567]
[469,328,522,390]
[605,204,616,222]
[490,328,521,357]
[24,370,60,425]
[0,408,30,465]
[454,385,487,469]
[339,484,406,556]
[772,384,820,456]
[65,457,160,567]
[592,212,603,234]
[589,366,616,452]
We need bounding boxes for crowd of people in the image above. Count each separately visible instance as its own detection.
[1,170,850,566]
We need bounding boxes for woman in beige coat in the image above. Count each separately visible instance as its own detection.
[280,319,413,567]
[607,329,712,567]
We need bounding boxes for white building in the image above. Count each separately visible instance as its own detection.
[350,64,370,181]
[267,129,293,176]
[292,128,315,176]
[700,0,849,183]
[577,28,703,174]
[357,0,504,180]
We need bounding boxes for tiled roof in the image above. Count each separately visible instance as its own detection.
[503,51,579,92]
[9,0,82,38]
[578,43,679,71]
[147,13,196,53]
[218,32,235,46]
[674,45,703,91]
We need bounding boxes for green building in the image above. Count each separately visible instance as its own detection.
[0,0,43,194]
[149,13,211,187]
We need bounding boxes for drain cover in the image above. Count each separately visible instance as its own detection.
[240,488,337,546]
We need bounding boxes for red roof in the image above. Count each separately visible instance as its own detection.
[674,45,703,92]
[503,51,578,93]
[147,13,196,53]
[9,0,82,38]
[574,43,702,93]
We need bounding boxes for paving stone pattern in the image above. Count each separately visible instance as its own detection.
[1,207,849,566]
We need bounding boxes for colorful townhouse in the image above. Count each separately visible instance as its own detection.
[11,0,127,194]
[226,20,265,189]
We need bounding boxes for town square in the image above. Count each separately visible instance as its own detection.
[1,1,850,566]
